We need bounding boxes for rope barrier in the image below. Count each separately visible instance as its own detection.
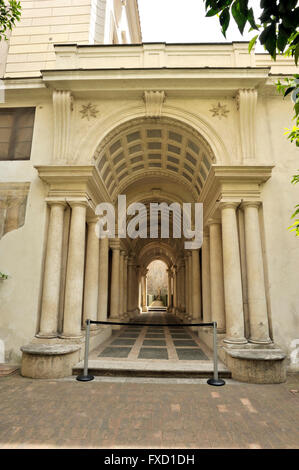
[76,319,225,386]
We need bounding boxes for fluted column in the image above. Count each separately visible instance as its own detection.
[98,237,109,321]
[110,242,120,320]
[62,202,87,338]
[192,249,201,321]
[242,202,271,344]
[202,230,211,322]
[83,219,99,327]
[209,220,225,332]
[220,204,247,344]
[38,201,66,338]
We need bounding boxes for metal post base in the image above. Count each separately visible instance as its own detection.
[207,378,225,386]
[76,374,94,382]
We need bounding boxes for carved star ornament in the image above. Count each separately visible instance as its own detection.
[209,102,229,119]
[80,103,99,120]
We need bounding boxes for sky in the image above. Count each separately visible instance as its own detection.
[137,0,264,51]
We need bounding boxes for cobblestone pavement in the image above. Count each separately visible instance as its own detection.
[0,372,299,449]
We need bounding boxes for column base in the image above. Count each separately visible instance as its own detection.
[35,333,58,339]
[20,343,81,379]
[59,333,83,339]
[223,337,248,345]
[249,338,272,345]
[224,346,287,384]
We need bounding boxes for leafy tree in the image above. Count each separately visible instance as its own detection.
[203,0,299,236]
[0,0,21,41]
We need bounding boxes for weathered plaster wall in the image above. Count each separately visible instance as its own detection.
[0,101,53,362]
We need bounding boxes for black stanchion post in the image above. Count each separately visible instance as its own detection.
[207,321,225,386]
[76,319,94,382]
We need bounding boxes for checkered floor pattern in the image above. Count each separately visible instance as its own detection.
[93,312,211,361]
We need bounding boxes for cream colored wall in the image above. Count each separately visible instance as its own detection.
[4,0,141,78]
[256,95,299,365]
[0,99,53,362]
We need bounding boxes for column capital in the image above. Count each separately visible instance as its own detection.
[86,216,98,225]
[68,199,88,209]
[45,198,67,208]
[110,239,121,250]
[240,200,262,210]
[207,217,221,226]
[219,201,240,211]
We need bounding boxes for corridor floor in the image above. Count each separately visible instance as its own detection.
[91,312,211,362]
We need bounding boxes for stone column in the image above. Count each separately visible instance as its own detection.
[110,242,120,321]
[173,266,177,314]
[167,269,172,310]
[242,202,271,344]
[97,237,109,321]
[188,252,193,319]
[180,262,185,313]
[192,249,201,321]
[136,265,141,313]
[220,204,247,344]
[38,201,66,338]
[123,254,128,317]
[141,270,148,312]
[184,255,189,317]
[83,219,99,327]
[209,220,225,332]
[202,229,211,322]
[118,250,125,318]
[62,202,87,338]
[127,256,135,317]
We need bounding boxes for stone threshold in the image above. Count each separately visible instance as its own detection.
[73,358,231,378]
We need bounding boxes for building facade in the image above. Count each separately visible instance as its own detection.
[0,0,298,382]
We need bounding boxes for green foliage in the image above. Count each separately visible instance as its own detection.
[203,1,299,238]
[0,0,21,40]
[203,1,299,61]
[276,76,299,236]
[0,272,8,280]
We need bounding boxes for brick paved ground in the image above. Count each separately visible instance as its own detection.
[0,372,298,449]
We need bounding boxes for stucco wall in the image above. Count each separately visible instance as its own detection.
[0,100,53,362]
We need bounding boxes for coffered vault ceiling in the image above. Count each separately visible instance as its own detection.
[93,118,215,201]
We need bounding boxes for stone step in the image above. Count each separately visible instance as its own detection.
[72,360,231,379]
[0,364,19,377]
